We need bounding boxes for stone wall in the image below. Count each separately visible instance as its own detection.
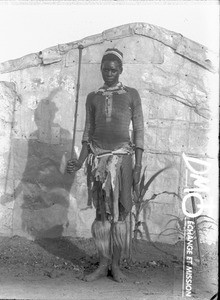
[0,23,218,243]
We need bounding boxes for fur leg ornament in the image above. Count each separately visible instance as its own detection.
[112,221,129,257]
[91,220,111,259]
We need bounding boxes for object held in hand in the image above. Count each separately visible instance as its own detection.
[66,159,82,173]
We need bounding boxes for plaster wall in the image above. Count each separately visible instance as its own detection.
[0,23,218,243]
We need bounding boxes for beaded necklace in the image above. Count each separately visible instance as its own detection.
[96,82,127,122]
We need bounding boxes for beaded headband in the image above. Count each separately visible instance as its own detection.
[102,49,123,63]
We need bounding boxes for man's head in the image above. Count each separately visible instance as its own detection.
[101,48,123,87]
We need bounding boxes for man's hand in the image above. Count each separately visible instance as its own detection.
[66,159,82,174]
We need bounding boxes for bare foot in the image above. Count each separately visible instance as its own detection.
[111,265,127,283]
[82,265,108,282]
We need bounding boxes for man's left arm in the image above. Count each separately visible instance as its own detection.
[131,88,144,185]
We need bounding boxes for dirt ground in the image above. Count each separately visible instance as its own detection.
[0,235,218,300]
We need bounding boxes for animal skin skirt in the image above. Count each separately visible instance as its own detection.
[86,153,133,223]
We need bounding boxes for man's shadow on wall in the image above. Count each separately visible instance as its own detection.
[23,95,92,264]
[0,90,94,264]
[1,90,78,240]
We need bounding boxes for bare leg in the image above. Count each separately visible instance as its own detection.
[111,245,127,282]
[111,221,127,283]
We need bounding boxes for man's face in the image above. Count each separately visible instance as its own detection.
[101,60,122,87]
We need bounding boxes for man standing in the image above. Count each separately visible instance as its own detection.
[67,48,144,282]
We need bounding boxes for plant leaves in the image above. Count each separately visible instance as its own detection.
[140,166,171,198]
[145,193,158,202]
[140,199,151,212]
[141,221,151,242]
[140,166,147,193]
[197,215,216,222]
[197,220,217,227]
[158,227,183,238]
[165,213,182,218]
[164,218,179,228]
[158,231,184,237]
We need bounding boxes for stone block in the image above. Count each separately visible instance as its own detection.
[149,95,191,121]
[178,57,213,91]
[141,97,150,123]
[109,35,164,64]
[175,37,218,73]
[0,53,42,74]
[80,33,104,48]
[144,152,156,170]
[152,168,180,194]
[58,41,78,54]
[168,122,189,153]
[0,133,10,151]
[190,110,210,124]
[0,81,17,120]
[17,70,45,93]
[103,24,132,41]
[122,64,154,92]
[144,121,157,151]
[147,95,159,120]
[156,153,181,170]
[133,22,182,49]
[188,124,209,155]
[60,74,76,97]
[65,49,80,67]
[145,120,190,154]
[155,120,171,152]
[141,63,210,120]
[40,46,62,65]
